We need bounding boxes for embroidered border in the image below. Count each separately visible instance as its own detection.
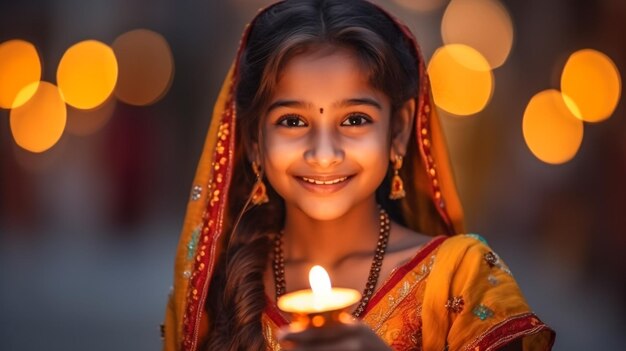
[462,312,555,351]
[265,295,289,327]
[364,235,447,316]
[262,314,282,351]
[180,3,264,348]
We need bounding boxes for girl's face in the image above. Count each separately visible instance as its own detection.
[259,47,393,221]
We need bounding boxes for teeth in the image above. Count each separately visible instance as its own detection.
[301,176,348,185]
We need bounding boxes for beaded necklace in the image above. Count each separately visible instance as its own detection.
[272,207,391,318]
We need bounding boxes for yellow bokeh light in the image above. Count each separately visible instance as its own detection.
[392,0,448,12]
[560,49,621,123]
[10,81,67,153]
[428,44,494,116]
[523,89,584,164]
[112,29,174,106]
[560,92,582,119]
[66,97,117,136]
[57,40,118,109]
[441,0,513,69]
[0,39,42,109]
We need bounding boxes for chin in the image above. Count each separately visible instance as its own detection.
[296,200,353,222]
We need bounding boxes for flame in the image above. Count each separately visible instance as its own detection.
[277,265,361,314]
[309,265,332,311]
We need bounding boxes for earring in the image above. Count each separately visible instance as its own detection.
[389,155,406,200]
[251,162,269,205]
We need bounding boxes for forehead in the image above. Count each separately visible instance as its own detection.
[273,47,380,100]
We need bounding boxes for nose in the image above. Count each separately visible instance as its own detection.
[303,125,344,168]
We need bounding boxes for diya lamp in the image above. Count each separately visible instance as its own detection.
[277,265,361,330]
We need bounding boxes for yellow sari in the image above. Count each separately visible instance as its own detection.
[161,1,555,350]
[262,235,554,351]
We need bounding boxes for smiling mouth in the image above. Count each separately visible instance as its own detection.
[299,175,351,185]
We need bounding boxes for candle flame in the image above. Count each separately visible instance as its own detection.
[309,265,332,310]
[309,265,332,294]
[277,265,361,314]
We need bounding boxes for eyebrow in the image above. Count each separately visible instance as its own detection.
[266,100,313,113]
[266,97,383,114]
[338,97,383,110]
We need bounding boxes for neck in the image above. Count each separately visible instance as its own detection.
[282,197,381,268]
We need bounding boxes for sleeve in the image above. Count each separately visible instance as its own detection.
[421,234,555,351]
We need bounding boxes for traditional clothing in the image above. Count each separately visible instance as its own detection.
[162,1,555,350]
[263,234,554,351]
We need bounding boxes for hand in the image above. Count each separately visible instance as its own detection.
[277,322,392,351]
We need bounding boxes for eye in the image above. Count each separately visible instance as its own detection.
[277,114,308,127]
[341,113,372,127]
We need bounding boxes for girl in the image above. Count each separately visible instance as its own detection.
[162,1,555,350]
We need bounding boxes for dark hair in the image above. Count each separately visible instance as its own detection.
[206,1,420,349]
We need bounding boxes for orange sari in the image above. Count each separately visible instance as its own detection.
[262,235,554,351]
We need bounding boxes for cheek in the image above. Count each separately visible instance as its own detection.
[346,128,391,178]
[261,134,300,187]
[349,125,390,156]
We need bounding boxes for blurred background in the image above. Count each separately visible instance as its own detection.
[0,0,624,350]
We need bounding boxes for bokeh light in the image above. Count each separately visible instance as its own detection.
[428,44,494,116]
[112,29,174,106]
[560,49,621,123]
[65,97,117,136]
[523,89,584,164]
[0,39,42,109]
[10,81,67,153]
[391,0,448,13]
[57,40,118,109]
[441,0,513,69]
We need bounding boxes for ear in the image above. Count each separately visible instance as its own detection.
[390,98,416,160]
[245,141,261,166]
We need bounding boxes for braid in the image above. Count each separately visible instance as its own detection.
[206,233,271,350]
[205,143,285,350]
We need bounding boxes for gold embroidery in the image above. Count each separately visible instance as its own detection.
[262,316,282,351]
[216,142,225,154]
[210,189,220,206]
[369,255,435,332]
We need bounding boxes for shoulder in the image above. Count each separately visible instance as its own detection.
[441,232,490,249]
[423,234,556,350]
[430,233,516,290]
[386,222,446,269]
[436,233,499,263]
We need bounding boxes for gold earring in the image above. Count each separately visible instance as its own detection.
[251,162,269,205]
[389,155,405,200]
